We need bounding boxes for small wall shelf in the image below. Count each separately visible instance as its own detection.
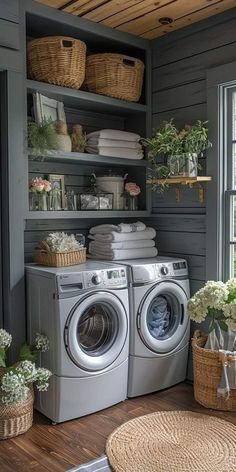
[147,176,212,203]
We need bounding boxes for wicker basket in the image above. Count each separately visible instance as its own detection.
[27,36,87,89]
[84,53,145,102]
[0,369,34,440]
[35,247,86,267]
[192,330,236,411]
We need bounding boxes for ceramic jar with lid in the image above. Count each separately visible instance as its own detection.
[91,172,128,210]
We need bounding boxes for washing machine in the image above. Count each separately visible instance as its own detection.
[118,257,190,398]
[26,261,129,423]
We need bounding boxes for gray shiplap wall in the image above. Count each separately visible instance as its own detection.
[151,7,236,298]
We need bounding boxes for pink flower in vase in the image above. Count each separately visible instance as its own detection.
[125,182,141,197]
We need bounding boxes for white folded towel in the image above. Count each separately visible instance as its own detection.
[87,129,141,142]
[88,247,158,260]
[86,146,144,159]
[86,138,142,149]
[89,239,155,253]
[88,228,156,242]
[89,222,146,235]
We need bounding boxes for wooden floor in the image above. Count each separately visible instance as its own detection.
[1,382,236,472]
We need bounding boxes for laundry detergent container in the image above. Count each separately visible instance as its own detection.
[27,36,87,89]
[94,173,127,210]
[84,53,144,102]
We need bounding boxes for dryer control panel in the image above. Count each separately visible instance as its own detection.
[57,267,128,295]
[131,259,188,284]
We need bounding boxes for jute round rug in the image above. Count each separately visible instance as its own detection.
[106,410,236,471]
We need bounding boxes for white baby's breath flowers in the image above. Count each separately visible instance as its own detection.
[187,296,208,323]
[35,333,50,352]
[0,329,12,349]
[36,367,52,392]
[19,360,38,383]
[0,371,29,405]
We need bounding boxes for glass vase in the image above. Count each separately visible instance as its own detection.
[125,194,138,211]
[37,193,48,211]
[167,155,186,177]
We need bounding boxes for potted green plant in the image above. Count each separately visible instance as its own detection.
[143,119,211,190]
[28,118,58,158]
[0,330,52,439]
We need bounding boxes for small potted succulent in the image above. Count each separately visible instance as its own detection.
[143,119,211,190]
[0,329,52,439]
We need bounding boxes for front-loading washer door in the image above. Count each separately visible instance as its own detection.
[65,291,128,372]
[138,281,189,354]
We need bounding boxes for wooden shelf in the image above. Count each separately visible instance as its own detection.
[27,80,147,116]
[29,151,148,168]
[147,176,212,185]
[147,176,212,203]
[26,210,150,220]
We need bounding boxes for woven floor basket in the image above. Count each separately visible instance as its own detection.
[84,53,145,102]
[0,369,34,440]
[27,36,87,89]
[192,330,236,411]
[35,247,86,267]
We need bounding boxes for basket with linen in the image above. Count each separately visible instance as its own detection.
[192,330,236,411]
[27,36,87,89]
[84,53,144,102]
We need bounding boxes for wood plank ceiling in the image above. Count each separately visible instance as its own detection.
[35,0,236,39]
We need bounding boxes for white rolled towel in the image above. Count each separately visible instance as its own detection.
[88,227,156,242]
[87,129,141,142]
[89,239,155,253]
[89,222,146,235]
[88,247,158,260]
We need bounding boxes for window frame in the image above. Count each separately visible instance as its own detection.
[207,61,236,281]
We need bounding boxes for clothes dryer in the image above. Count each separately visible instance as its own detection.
[26,262,129,422]
[117,257,190,397]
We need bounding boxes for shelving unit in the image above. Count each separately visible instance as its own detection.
[147,176,212,203]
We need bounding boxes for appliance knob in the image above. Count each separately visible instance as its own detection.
[161,266,169,275]
[91,275,102,285]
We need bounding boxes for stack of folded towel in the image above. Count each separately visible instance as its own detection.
[87,221,157,260]
[86,129,144,160]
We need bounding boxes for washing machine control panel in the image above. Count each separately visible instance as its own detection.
[85,268,127,288]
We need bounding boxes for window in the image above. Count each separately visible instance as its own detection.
[224,87,236,278]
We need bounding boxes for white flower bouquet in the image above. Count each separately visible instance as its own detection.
[0,330,51,406]
[35,231,86,267]
[188,279,236,405]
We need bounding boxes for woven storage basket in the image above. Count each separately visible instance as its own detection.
[84,53,144,102]
[35,247,86,267]
[27,36,86,89]
[192,330,236,411]
[0,368,34,440]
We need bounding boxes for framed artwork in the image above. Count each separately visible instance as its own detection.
[33,92,66,124]
[48,174,66,210]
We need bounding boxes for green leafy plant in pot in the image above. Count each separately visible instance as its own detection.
[143,119,211,191]
[28,118,58,159]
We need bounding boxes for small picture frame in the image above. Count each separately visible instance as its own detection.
[33,92,66,124]
[48,174,66,210]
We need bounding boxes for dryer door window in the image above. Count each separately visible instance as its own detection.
[139,281,189,354]
[66,291,128,371]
